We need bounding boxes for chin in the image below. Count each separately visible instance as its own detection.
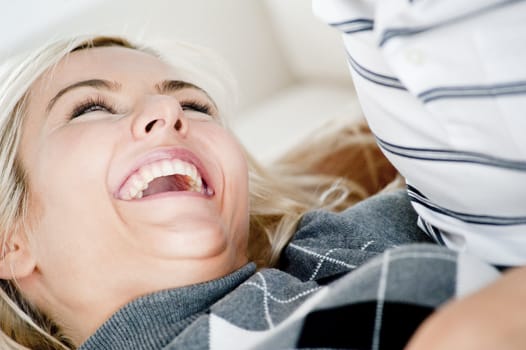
[148,244,245,288]
[139,222,232,260]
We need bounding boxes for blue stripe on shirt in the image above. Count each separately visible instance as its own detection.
[417,217,447,246]
[330,18,374,34]
[379,0,524,46]
[407,185,526,226]
[346,52,407,90]
[418,81,526,103]
[375,136,526,171]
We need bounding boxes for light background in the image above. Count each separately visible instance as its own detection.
[2,0,362,162]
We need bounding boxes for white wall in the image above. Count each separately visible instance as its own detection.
[3,0,294,110]
[263,0,353,86]
[3,0,360,162]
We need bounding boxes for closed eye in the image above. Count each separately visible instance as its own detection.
[69,97,215,120]
[181,101,213,116]
[70,97,116,119]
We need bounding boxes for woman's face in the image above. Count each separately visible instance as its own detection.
[17,45,249,339]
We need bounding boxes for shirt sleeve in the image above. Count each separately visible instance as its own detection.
[313,0,526,105]
[312,0,526,267]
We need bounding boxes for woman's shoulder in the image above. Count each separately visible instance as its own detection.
[280,190,432,282]
[295,189,429,246]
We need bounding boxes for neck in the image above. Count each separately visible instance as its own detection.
[78,263,255,349]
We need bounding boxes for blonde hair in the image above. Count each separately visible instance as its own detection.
[0,36,398,349]
[247,119,399,266]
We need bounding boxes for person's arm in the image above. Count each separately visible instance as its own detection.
[406,265,526,350]
[313,1,526,348]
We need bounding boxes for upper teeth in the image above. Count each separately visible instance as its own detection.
[120,158,203,200]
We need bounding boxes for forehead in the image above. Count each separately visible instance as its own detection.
[35,46,173,93]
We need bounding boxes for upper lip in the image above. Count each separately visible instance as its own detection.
[114,146,213,199]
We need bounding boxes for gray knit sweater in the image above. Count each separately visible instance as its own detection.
[79,191,499,350]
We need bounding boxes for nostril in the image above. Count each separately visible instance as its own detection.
[145,120,157,133]
[174,119,182,131]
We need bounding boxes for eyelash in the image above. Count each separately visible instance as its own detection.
[70,96,116,119]
[69,97,214,120]
[181,100,213,116]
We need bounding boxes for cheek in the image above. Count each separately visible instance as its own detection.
[217,130,250,233]
[31,125,115,213]
[198,123,250,233]
[56,124,113,173]
[27,125,121,270]
[222,152,250,260]
[199,123,249,190]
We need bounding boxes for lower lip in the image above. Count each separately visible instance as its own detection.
[122,190,214,202]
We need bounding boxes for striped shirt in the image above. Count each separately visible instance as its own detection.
[313,0,526,266]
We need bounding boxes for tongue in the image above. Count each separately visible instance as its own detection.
[142,175,191,197]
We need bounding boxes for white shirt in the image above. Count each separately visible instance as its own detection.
[313,0,526,266]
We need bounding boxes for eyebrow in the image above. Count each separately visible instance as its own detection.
[46,79,213,114]
[46,79,120,113]
[155,80,207,96]
[155,80,217,110]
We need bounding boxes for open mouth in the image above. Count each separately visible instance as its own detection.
[117,158,214,200]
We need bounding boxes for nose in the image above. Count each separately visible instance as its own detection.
[131,95,188,139]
